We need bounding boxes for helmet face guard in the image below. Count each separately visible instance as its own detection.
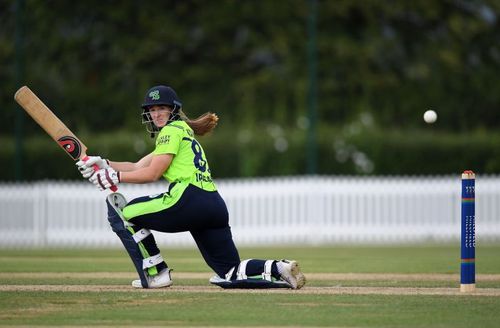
[141,110,160,134]
[140,85,182,136]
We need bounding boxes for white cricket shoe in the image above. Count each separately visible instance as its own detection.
[209,275,226,284]
[277,260,306,289]
[132,268,173,288]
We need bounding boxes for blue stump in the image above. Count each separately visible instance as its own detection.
[461,170,475,292]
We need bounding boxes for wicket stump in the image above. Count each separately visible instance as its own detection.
[460,170,475,292]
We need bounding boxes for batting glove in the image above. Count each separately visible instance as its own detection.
[89,167,121,191]
[76,156,110,179]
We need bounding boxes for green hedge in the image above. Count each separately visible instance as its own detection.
[2,126,500,182]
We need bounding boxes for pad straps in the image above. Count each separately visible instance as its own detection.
[225,267,235,281]
[143,254,164,270]
[225,259,274,282]
[262,260,274,281]
[236,259,251,280]
[132,228,151,243]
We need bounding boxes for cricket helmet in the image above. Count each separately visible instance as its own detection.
[141,85,183,136]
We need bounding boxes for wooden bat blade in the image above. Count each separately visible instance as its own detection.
[14,86,119,192]
[14,86,88,160]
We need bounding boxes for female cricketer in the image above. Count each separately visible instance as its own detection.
[76,85,306,289]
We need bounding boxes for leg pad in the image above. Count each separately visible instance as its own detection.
[209,259,291,289]
[107,193,149,288]
[209,275,290,289]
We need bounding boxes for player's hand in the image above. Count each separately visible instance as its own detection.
[76,156,110,179]
[89,167,121,191]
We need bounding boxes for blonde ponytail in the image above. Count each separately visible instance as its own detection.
[180,110,219,136]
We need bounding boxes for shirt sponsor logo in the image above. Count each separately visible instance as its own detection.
[157,135,170,145]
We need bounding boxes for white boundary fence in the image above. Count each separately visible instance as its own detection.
[1,176,499,248]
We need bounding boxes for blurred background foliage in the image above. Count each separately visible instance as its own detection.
[1,0,500,180]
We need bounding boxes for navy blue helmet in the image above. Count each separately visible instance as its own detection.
[141,85,182,110]
[141,85,183,136]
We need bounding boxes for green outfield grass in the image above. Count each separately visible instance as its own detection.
[1,245,499,327]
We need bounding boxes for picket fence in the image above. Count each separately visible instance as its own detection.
[1,176,499,248]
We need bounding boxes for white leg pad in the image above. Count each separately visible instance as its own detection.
[224,267,235,281]
[132,228,151,243]
[236,259,251,280]
[107,193,136,227]
[143,254,164,270]
[262,260,274,281]
[123,220,135,228]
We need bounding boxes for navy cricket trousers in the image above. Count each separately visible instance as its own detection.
[127,184,241,278]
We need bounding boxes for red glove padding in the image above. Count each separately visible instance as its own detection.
[76,156,109,179]
[89,167,121,191]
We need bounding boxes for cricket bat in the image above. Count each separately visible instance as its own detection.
[14,86,117,191]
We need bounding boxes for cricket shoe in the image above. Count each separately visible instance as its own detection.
[276,260,306,289]
[132,268,173,288]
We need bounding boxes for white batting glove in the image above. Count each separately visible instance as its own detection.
[89,167,121,191]
[76,156,110,179]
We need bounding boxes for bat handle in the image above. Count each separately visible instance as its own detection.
[82,155,118,192]
[91,163,118,192]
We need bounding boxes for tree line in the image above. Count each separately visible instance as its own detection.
[1,0,500,179]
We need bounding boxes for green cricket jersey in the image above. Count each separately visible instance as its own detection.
[154,120,216,191]
[123,120,216,220]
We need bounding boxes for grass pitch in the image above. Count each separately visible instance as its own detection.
[1,245,500,327]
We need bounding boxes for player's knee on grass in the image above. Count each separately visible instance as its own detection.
[210,259,290,289]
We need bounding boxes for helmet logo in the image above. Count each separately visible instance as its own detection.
[149,90,160,100]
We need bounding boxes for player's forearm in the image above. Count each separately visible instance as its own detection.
[112,153,169,184]
[119,166,163,184]
[109,153,153,172]
[108,161,138,172]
